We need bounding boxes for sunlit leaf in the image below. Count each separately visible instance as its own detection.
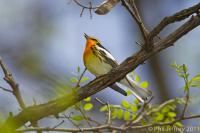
[133,99,139,105]
[175,122,183,127]
[77,66,80,73]
[70,77,78,83]
[100,105,108,112]
[83,103,93,111]
[190,74,200,88]
[71,115,84,121]
[134,75,140,83]
[83,97,91,102]
[112,109,118,119]
[161,106,170,113]
[80,77,89,83]
[154,113,164,122]
[131,105,138,112]
[191,74,200,82]
[126,89,133,96]
[140,81,149,89]
[121,100,130,109]
[124,111,130,121]
[132,114,136,120]
[117,109,123,119]
[167,112,176,118]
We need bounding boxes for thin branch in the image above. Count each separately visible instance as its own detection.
[52,120,65,129]
[0,86,12,93]
[181,66,190,117]
[63,114,84,132]
[0,58,26,109]
[106,102,111,125]
[73,0,98,9]
[16,114,200,132]
[96,97,134,115]
[75,67,87,88]
[121,0,151,50]
[150,2,200,39]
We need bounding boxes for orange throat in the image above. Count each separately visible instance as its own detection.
[83,40,95,64]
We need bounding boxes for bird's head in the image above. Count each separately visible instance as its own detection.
[84,33,101,47]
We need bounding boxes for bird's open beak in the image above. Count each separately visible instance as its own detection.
[84,33,89,39]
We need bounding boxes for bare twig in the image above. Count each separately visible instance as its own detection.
[52,120,65,129]
[106,102,111,125]
[89,1,93,19]
[63,114,84,132]
[0,86,12,93]
[75,67,87,88]
[73,0,98,9]
[121,0,151,51]
[0,58,26,109]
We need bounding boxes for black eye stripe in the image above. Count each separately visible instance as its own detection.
[91,38,97,41]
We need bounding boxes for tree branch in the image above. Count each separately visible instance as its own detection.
[150,2,200,39]
[0,58,26,109]
[121,0,149,47]
[16,114,200,132]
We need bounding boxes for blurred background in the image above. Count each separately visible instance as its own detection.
[0,0,200,129]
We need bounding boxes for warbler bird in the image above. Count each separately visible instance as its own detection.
[83,33,152,102]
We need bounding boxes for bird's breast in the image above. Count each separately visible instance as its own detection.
[83,47,112,76]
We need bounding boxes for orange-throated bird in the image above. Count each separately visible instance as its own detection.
[83,33,152,103]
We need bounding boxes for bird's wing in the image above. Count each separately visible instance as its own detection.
[96,43,118,68]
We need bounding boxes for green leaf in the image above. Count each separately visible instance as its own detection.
[191,84,200,87]
[121,100,130,109]
[124,111,130,121]
[190,74,200,88]
[133,99,139,105]
[80,77,89,83]
[140,81,149,89]
[191,74,200,82]
[77,66,80,73]
[83,97,91,102]
[132,114,136,120]
[117,109,123,119]
[112,109,118,119]
[154,113,164,122]
[134,75,140,83]
[161,106,170,113]
[83,103,93,111]
[183,64,187,72]
[131,105,138,112]
[175,122,183,127]
[70,77,78,83]
[100,105,107,112]
[71,115,84,121]
[167,112,176,118]
[126,89,133,96]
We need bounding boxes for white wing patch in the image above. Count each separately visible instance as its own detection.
[96,46,118,64]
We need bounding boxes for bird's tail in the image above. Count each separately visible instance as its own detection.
[120,76,152,103]
[110,83,127,96]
